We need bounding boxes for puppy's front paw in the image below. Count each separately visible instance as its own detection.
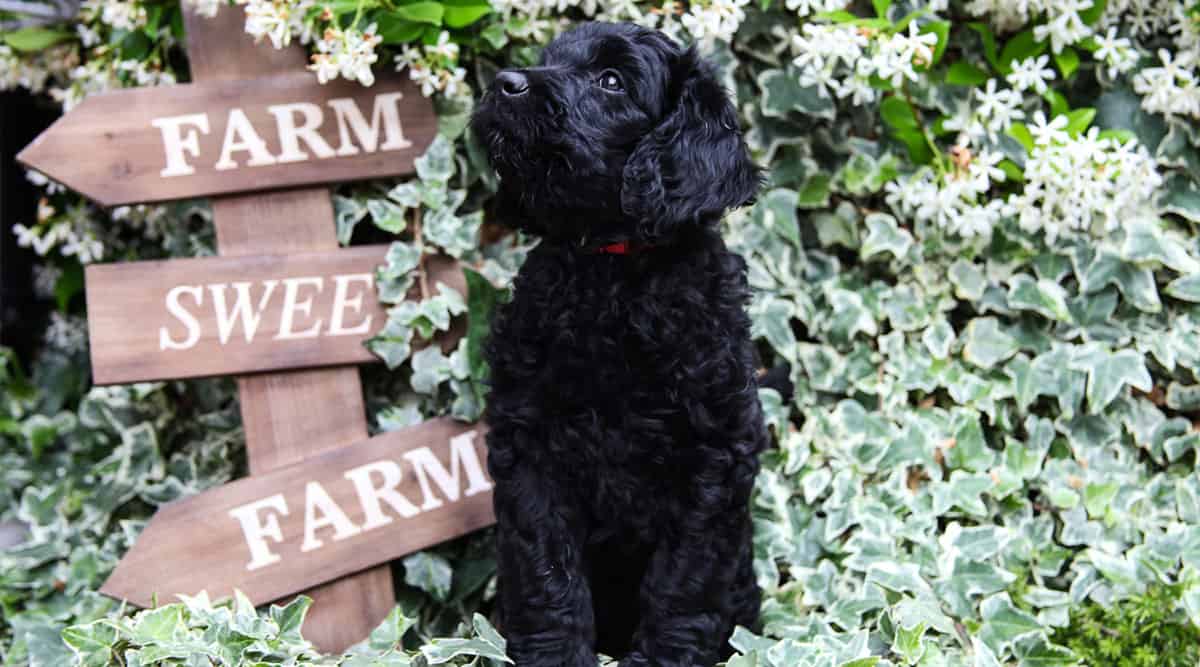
[506,639,597,667]
[616,652,651,667]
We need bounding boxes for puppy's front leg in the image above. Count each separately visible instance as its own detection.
[621,467,758,667]
[494,462,596,666]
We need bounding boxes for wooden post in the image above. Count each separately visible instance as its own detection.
[180,6,393,652]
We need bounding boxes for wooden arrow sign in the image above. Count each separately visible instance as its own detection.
[16,71,436,207]
[85,246,464,384]
[102,418,494,608]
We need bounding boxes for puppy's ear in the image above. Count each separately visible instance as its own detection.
[621,49,760,240]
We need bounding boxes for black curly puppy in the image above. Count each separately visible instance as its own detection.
[472,21,768,667]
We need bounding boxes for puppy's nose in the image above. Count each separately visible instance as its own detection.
[496,71,528,97]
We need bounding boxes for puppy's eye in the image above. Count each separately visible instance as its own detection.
[597,70,624,92]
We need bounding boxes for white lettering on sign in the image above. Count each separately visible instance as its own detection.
[228,494,290,571]
[229,430,492,571]
[152,113,211,177]
[152,93,412,177]
[156,273,374,350]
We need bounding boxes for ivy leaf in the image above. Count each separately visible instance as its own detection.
[1007,275,1071,321]
[1069,345,1153,413]
[415,135,455,183]
[1012,635,1077,667]
[757,68,835,120]
[978,593,1044,654]
[463,267,504,384]
[1077,249,1161,313]
[1165,273,1200,302]
[366,606,417,651]
[1160,173,1200,223]
[949,260,987,301]
[962,317,1019,369]
[403,551,453,602]
[1121,221,1199,273]
[860,212,913,261]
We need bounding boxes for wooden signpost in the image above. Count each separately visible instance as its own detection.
[85,249,463,384]
[19,4,494,652]
[102,418,493,608]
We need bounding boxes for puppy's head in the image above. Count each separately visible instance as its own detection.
[471,22,759,244]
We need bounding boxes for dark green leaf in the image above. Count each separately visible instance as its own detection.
[2,28,74,53]
[880,96,919,130]
[998,30,1046,75]
[946,61,989,86]
[394,1,444,25]
[54,262,84,313]
[922,21,950,66]
[1054,47,1080,80]
[1064,107,1096,137]
[967,22,999,70]
[443,3,491,28]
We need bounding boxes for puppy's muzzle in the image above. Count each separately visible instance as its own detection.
[495,70,529,97]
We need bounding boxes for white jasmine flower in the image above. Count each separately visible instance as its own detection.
[872,22,938,87]
[393,29,470,97]
[33,264,62,300]
[784,0,847,17]
[1009,134,1162,242]
[1028,111,1070,146]
[309,23,381,86]
[13,222,62,256]
[886,146,1008,240]
[189,0,222,17]
[1133,48,1200,119]
[429,31,459,62]
[680,0,750,44]
[26,170,65,195]
[1006,55,1056,94]
[1093,27,1138,79]
[44,312,88,354]
[974,79,1024,139]
[76,24,101,48]
[245,0,295,48]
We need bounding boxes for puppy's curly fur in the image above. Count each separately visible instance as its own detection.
[471,22,769,667]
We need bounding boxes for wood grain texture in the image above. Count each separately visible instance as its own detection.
[178,4,398,651]
[16,71,436,207]
[100,419,495,609]
[85,248,464,385]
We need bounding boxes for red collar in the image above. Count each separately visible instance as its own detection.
[592,241,652,255]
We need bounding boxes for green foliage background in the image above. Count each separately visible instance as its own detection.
[3,0,1200,665]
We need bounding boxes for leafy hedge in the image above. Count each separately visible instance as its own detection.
[3,0,1200,665]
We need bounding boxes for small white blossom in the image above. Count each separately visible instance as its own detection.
[886,147,1009,239]
[33,264,62,300]
[1006,55,1056,94]
[1093,27,1138,79]
[973,79,1025,139]
[1028,111,1069,146]
[44,312,88,354]
[1008,132,1163,242]
[393,29,470,97]
[680,0,750,44]
[784,0,847,17]
[1133,48,1200,119]
[188,0,222,18]
[309,23,381,86]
